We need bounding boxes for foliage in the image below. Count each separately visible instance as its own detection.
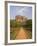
[10,19,32,40]
[10,19,32,28]
[26,20,32,28]
[10,20,21,27]
[21,19,32,29]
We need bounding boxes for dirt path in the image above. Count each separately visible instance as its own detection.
[16,27,28,39]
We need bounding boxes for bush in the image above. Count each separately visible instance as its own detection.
[10,19,32,28]
[21,19,32,28]
[10,20,21,27]
[25,19,32,28]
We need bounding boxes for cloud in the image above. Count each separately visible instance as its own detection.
[17,7,29,16]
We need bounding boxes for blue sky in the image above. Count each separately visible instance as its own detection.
[10,6,32,19]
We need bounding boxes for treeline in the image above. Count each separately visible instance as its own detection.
[10,19,32,28]
[22,19,32,28]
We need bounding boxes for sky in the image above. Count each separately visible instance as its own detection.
[10,6,32,19]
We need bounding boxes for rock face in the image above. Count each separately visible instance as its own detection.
[15,15,27,23]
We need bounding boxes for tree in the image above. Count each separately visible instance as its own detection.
[25,19,32,28]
